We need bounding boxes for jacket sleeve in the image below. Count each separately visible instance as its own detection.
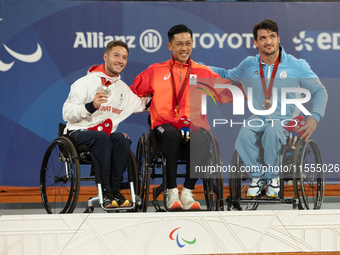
[205,66,246,104]
[130,69,154,97]
[62,77,92,123]
[299,60,328,122]
[208,60,245,86]
[126,87,151,114]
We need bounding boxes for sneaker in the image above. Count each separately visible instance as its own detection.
[102,188,115,208]
[167,188,183,210]
[246,178,266,197]
[112,189,131,207]
[180,188,201,210]
[266,177,280,198]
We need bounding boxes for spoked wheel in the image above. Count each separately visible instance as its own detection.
[293,139,324,210]
[40,137,80,214]
[203,132,224,211]
[229,150,259,211]
[136,132,150,212]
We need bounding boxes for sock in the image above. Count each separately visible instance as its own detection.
[181,187,193,194]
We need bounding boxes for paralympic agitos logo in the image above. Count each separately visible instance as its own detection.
[169,227,197,248]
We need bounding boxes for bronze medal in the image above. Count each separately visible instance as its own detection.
[262,99,272,110]
[259,53,281,111]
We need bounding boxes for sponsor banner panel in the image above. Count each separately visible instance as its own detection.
[0,1,339,186]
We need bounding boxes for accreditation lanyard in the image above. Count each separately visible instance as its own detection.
[258,54,281,110]
[170,60,191,116]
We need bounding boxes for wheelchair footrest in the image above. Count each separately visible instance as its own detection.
[84,206,94,213]
[152,200,166,212]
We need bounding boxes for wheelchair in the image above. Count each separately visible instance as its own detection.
[40,123,139,214]
[227,135,324,211]
[135,122,224,212]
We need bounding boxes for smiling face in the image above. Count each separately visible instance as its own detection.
[167,32,193,64]
[254,29,280,57]
[104,46,128,77]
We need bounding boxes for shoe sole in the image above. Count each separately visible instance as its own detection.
[266,193,279,198]
[119,201,131,207]
[182,201,201,210]
[188,202,201,210]
[169,201,183,210]
[246,193,260,197]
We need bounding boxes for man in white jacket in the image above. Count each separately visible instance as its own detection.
[63,40,146,208]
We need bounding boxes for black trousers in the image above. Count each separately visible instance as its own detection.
[154,123,210,189]
[70,130,131,190]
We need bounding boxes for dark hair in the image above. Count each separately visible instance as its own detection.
[106,40,129,54]
[167,24,193,42]
[253,19,279,41]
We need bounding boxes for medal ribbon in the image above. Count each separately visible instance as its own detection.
[101,77,112,87]
[170,59,191,116]
[259,54,281,101]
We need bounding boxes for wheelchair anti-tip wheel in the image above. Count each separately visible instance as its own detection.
[293,139,324,210]
[40,136,80,214]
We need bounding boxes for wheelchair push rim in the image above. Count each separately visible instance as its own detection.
[136,132,150,212]
[293,139,325,210]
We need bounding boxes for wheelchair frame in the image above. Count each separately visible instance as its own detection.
[227,138,325,211]
[135,127,224,212]
[40,123,140,214]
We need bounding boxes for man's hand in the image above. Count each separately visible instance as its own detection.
[93,90,108,109]
[296,117,318,141]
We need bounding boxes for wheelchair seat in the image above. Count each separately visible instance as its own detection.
[40,123,139,214]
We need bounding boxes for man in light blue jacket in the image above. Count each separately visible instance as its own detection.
[209,19,327,197]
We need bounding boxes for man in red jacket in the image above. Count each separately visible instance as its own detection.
[130,24,232,210]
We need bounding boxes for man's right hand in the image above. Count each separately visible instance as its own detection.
[93,90,108,109]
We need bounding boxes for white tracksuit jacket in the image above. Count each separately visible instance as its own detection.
[63,64,146,134]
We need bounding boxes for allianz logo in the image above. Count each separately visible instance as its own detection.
[73,29,163,53]
[73,30,258,51]
[293,31,340,51]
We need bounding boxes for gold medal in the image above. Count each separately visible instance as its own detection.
[174,105,179,116]
[262,99,272,110]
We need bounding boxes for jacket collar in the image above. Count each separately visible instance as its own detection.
[170,55,191,66]
[258,46,285,65]
[88,63,121,82]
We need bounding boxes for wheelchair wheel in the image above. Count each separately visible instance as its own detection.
[229,150,259,211]
[120,149,139,210]
[136,132,150,212]
[40,137,80,214]
[293,139,324,210]
[203,132,224,211]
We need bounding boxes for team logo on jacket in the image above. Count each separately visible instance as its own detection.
[190,74,197,85]
[164,72,171,80]
[253,70,259,76]
[279,71,287,79]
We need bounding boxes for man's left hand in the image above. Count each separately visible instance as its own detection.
[296,117,318,141]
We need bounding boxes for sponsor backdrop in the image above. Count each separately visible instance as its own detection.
[0,1,339,187]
